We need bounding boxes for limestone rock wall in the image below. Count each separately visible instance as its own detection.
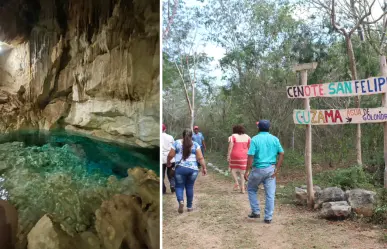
[0,0,159,147]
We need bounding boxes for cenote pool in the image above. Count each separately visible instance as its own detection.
[0,130,159,235]
[0,130,159,179]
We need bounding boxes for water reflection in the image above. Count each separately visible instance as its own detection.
[0,130,159,178]
[0,130,160,235]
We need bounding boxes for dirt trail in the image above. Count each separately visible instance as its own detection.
[163,170,386,249]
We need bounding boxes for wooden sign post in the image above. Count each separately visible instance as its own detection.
[293,62,317,208]
[380,56,387,188]
[288,61,387,193]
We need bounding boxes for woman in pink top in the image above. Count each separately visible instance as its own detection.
[227,125,251,193]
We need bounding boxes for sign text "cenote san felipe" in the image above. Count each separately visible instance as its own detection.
[287,77,387,98]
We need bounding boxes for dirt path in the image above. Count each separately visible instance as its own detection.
[163,171,386,249]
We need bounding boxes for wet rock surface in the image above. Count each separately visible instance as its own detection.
[24,168,159,249]
[0,138,158,249]
[27,215,76,249]
[0,0,159,148]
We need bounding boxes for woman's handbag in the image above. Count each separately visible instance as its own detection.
[168,161,180,178]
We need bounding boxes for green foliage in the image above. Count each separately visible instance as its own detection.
[314,166,376,191]
[372,188,387,226]
[282,150,304,168]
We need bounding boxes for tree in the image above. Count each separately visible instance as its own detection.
[310,0,387,165]
[162,0,214,130]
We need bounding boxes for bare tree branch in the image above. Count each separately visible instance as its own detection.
[175,60,193,114]
[163,0,179,40]
[331,0,346,35]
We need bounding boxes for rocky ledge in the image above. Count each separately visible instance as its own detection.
[26,168,160,249]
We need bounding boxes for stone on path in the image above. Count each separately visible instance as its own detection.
[320,201,352,219]
[295,185,321,205]
[314,187,345,209]
[345,189,376,217]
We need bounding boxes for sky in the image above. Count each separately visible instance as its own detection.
[184,0,226,85]
[182,0,387,86]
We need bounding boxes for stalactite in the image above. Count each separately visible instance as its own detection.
[0,0,159,145]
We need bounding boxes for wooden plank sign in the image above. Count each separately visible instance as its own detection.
[293,107,387,125]
[287,77,387,99]
[292,62,318,72]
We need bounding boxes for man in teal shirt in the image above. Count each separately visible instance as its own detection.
[244,120,284,223]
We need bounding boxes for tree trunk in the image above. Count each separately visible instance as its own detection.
[300,69,314,208]
[191,82,195,130]
[345,35,362,165]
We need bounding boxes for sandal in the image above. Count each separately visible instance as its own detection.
[233,183,240,191]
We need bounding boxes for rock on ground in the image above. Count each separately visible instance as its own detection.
[320,201,352,219]
[27,215,101,249]
[95,194,159,249]
[94,168,159,249]
[75,231,101,249]
[314,187,345,209]
[27,215,76,249]
[345,189,376,217]
[295,185,321,205]
[26,167,159,249]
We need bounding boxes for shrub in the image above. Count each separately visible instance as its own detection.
[372,188,387,226]
[314,165,376,191]
[283,150,304,168]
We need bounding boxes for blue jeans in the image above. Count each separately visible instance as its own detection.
[247,166,276,220]
[175,166,199,208]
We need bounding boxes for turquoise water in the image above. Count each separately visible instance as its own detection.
[0,130,159,178]
[0,130,159,234]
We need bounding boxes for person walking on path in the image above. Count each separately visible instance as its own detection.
[227,124,251,193]
[162,124,175,194]
[244,120,284,224]
[192,126,206,156]
[167,128,207,213]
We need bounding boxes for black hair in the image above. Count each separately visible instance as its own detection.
[182,128,193,161]
[259,127,270,132]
